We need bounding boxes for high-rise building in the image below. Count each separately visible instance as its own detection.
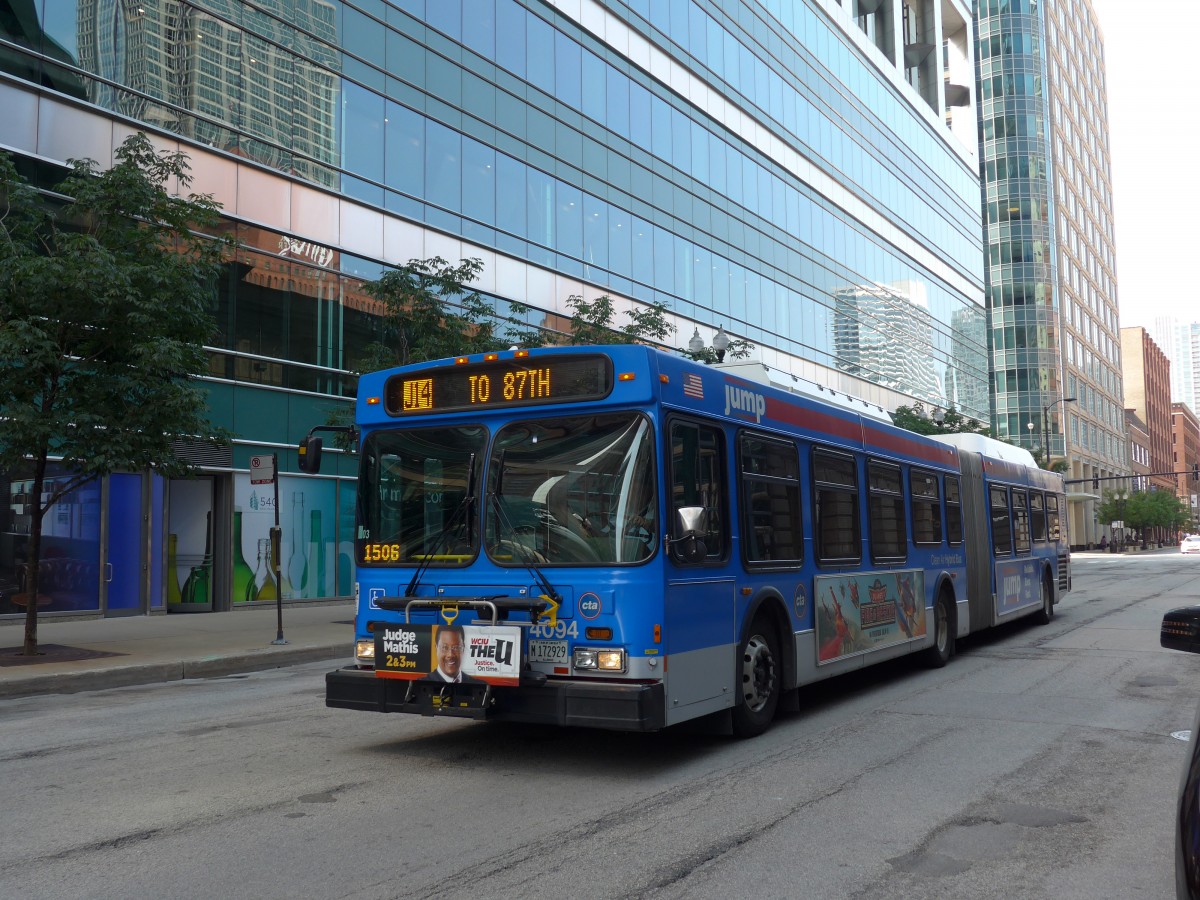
[975,0,1123,548]
[1120,327,1174,499]
[1152,317,1200,414]
[1171,403,1200,532]
[1,0,986,617]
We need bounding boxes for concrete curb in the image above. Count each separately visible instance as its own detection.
[0,644,347,701]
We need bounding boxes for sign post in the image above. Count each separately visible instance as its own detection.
[251,454,287,645]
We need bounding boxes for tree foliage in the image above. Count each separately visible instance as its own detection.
[0,133,232,654]
[352,257,507,372]
[891,402,990,437]
[1097,488,1192,544]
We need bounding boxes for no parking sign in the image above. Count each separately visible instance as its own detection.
[250,455,275,485]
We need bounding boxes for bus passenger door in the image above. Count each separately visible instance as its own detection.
[663,419,737,725]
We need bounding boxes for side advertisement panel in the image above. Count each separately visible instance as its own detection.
[815,570,926,664]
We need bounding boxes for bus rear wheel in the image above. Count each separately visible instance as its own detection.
[923,592,954,668]
[732,619,780,738]
[1035,574,1054,625]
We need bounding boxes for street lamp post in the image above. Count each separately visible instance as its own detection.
[1042,396,1077,463]
[1115,489,1127,551]
[713,326,730,362]
[688,325,731,363]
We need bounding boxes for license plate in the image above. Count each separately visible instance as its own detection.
[527,639,568,664]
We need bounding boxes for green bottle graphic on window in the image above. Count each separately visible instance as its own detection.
[181,513,212,604]
[253,537,278,601]
[306,509,324,598]
[286,492,307,599]
[232,509,255,603]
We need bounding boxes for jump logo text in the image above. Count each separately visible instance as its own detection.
[724,384,767,423]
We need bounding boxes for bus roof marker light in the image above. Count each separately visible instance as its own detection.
[618,372,635,382]
[366,396,380,405]
[484,353,499,362]
[659,374,669,383]
[455,357,468,364]
[515,349,530,358]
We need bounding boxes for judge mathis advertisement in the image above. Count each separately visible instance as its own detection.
[815,571,926,664]
[375,623,522,686]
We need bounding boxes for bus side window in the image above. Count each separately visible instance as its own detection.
[991,486,1013,556]
[670,421,728,562]
[1012,489,1030,553]
[867,459,906,563]
[910,469,942,546]
[945,476,963,544]
[738,432,802,565]
[813,449,860,564]
[1030,492,1047,542]
[1047,494,1061,541]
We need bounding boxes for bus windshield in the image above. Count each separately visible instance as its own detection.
[487,413,656,566]
[357,425,486,566]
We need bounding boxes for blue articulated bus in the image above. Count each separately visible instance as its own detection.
[305,344,1070,737]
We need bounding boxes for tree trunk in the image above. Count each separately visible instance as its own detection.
[22,457,48,656]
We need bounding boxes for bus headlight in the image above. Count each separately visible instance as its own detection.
[356,639,375,665]
[573,647,627,673]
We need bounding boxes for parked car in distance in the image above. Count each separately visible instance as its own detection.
[1182,535,1200,555]
[1162,606,1200,898]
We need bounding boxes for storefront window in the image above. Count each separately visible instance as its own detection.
[1,466,101,615]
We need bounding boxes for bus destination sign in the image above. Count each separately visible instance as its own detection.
[384,355,612,416]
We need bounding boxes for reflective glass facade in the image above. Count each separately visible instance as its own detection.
[976,0,1122,547]
[1,0,987,612]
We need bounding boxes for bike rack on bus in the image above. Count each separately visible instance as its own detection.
[373,594,559,625]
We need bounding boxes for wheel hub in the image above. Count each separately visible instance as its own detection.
[741,635,776,713]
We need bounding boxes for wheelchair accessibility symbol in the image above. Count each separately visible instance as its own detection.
[368,588,385,610]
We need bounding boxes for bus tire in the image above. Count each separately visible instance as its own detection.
[1035,573,1054,625]
[732,618,780,738]
[923,591,954,668]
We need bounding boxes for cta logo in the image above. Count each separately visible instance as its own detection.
[725,383,766,423]
[578,592,602,620]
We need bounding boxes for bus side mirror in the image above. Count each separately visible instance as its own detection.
[297,435,323,473]
[670,506,708,564]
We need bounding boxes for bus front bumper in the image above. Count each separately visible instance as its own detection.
[325,666,666,732]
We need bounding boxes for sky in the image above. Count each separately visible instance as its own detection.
[1089,0,1199,328]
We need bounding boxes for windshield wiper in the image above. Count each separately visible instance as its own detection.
[490,450,560,606]
[404,451,476,597]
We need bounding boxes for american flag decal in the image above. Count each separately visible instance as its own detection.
[682,373,704,399]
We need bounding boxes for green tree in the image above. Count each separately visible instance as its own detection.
[327,256,524,446]
[1123,491,1156,547]
[559,293,675,346]
[1145,490,1191,537]
[352,256,507,372]
[891,402,990,436]
[0,134,232,655]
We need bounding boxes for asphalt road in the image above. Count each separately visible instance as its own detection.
[1,551,1196,900]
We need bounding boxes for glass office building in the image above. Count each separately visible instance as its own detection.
[976,0,1122,547]
[0,0,985,616]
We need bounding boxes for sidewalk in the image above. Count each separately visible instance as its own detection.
[0,601,354,700]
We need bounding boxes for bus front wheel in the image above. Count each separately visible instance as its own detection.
[732,619,780,738]
[923,592,954,668]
